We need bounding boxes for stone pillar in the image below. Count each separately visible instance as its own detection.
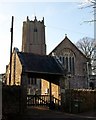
[49,80,52,107]
[59,77,66,111]
[20,72,27,113]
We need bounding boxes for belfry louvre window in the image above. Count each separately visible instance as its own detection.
[34,28,37,32]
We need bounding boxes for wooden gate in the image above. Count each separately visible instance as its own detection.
[27,94,61,108]
[27,95,50,106]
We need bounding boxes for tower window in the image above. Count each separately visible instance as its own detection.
[34,28,37,32]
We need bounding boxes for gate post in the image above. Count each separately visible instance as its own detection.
[20,72,27,113]
[60,77,65,111]
[49,80,52,109]
[49,80,52,103]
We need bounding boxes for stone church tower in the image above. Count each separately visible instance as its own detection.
[21,16,46,95]
[22,16,46,55]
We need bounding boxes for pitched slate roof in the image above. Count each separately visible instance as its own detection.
[49,36,87,59]
[17,52,64,76]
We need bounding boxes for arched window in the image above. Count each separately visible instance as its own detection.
[58,49,75,75]
[34,28,37,32]
[28,77,37,85]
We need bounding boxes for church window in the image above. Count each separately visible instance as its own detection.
[59,56,63,64]
[63,57,65,65]
[58,53,75,75]
[32,78,37,85]
[69,57,72,72]
[28,77,37,85]
[66,57,68,71]
[72,57,75,74]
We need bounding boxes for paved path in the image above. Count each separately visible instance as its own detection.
[21,106,96,120]
[4,106,96,120]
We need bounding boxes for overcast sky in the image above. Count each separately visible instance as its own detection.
[0,1,94,73]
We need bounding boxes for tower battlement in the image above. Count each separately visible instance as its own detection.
[22,16,46,55]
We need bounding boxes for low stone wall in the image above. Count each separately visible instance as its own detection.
[2,85,26,115]
[63,89,96,113]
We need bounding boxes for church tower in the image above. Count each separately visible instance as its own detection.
[22,16,46,55]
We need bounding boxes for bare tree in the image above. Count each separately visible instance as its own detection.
[79,0,96,9]
[79,1,96,75]
[76,37,96,58]
[79,0,96,22]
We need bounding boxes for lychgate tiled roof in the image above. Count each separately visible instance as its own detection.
[17,52,64,76]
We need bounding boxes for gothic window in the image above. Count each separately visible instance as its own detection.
[66,57,68,71]
[28,77,37,85]
[58,50,75,75]
[63,57,65,65]
[32,78,37,85]
[33,27,38,44]
[69,57,72,72]
[72,57,75,75]
[28,78,31,85]
[59,56,63,64]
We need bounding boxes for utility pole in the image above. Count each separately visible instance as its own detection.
[9,16,14,85]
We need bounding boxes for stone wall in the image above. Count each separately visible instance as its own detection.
[50,37,88,89]
[64,89,96,113]
[6,50,22,85]
[2,86,22,114]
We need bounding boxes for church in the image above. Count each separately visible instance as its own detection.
[6,16,90,101]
